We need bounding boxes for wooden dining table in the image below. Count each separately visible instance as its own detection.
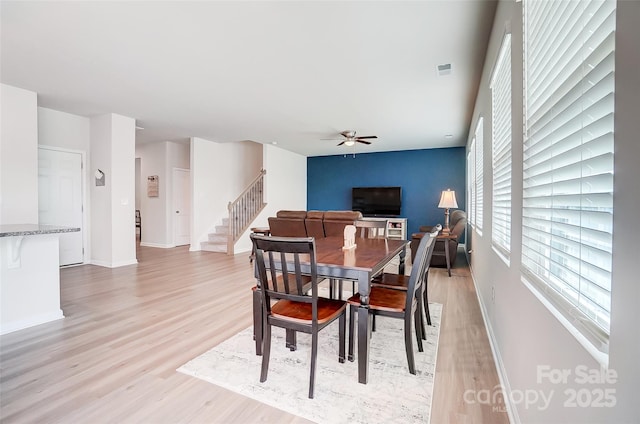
[260,236,409,384]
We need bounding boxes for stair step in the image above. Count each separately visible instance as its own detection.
[208,233,227,243]
[200,241,227,253]
[215,225,228,234]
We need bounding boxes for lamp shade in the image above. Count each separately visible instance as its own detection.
[438,189,458,209]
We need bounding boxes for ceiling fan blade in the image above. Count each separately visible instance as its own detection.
[355,136,377,139]
[337,141,346,146]
[357,140,372,145]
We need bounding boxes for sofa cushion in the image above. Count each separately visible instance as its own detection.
[306,210,324,219]
[268,217,308,237]
[267,210,363,238]
[323,211,362,221]
[304,211,325,238]
[322,210,363,237]
[276,210,308,219]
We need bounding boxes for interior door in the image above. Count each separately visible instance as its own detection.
[173,168,191,246]
[38,148,84,266]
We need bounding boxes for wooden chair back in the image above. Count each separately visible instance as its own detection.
[251,233,347,399]
[404,230,436,314]
[251,234,319,320]
[354,219,388,238]
[135,210,141,238]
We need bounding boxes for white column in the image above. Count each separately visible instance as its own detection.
[90,113,136,267]
[0,84,38,225]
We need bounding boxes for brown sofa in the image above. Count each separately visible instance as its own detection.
[267,210,363,238]
[410,210,467,267]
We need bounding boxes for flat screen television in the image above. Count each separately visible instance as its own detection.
[352,186,402,217]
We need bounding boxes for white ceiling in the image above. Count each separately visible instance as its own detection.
[1,1,496,157]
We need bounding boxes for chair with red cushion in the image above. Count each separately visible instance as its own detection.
[251,234,347,399]
[372,225,440,335]
[347,232,436,374]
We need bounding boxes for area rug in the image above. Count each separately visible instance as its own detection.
[178,303,441,424]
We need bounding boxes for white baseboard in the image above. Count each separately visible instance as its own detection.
[140,242,175,249]
[234,247,252,255]
[0,310,64,335]
[468,265,520,424]
[90,259,138,268]
[112,259,138,267]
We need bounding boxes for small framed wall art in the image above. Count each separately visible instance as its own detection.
[147,175,159,197]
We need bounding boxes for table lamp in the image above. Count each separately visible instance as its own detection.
[438,189,458,234]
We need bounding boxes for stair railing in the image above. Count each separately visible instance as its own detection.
[227,169,267,254]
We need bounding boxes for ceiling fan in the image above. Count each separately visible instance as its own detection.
[323,130,378,147]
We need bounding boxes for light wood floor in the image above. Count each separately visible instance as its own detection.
[0,244,509,424]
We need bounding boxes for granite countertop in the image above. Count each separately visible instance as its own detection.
[0,224,81,237]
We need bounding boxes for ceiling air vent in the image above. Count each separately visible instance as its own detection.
[437,63,452,76]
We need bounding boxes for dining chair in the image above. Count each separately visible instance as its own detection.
[347,231,435,374]
[251,234,347,399]
[372,225,440,336]
[354,219,388,238]
[251,274,314,355]
[135,209,141,240]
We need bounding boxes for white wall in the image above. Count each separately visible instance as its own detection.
[0,84,38,225]
[136,142,169,247]
[234,143,307,254]
[90,115,113,264]
[90,113,136,267]
[38,107,90,152]
[608,0,640,419]
[135,141,190,248]
[110,114,136,266]
[38,107,91,261]
[190,137,265,251]
[467,1,639,423]
[0,235,63,334]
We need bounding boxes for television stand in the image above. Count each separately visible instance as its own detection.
[361,217,407,240]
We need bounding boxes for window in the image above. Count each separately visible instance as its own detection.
[468,139,476,228]
[474,118,484,234]
[491,34,512,260]
[522,0,615,348]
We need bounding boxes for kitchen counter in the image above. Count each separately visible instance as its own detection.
[0,224,80,237]
[1,224,80,335]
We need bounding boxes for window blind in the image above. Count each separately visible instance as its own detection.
[491,34,512,260]
[523,0,615,341]
[475,118,484,233]
[469,139,476,228]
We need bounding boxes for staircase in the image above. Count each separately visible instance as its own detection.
[200,218,230,253]
[201,169,267,255]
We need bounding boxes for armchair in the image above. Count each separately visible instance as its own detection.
[410,210,467,268]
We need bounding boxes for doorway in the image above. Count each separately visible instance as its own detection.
[38,147,84,266]
[172,168,191,246]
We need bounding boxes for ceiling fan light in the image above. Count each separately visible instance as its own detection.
[344,140,355,147]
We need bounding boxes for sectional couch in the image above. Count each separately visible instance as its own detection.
[267,210,363,238]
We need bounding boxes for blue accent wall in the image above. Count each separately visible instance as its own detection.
[307,147,466,239]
